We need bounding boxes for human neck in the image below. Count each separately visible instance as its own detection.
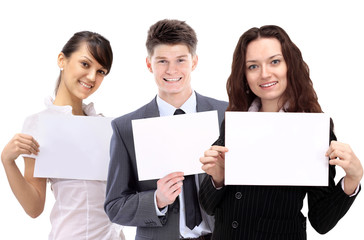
[159,89,193,109]
[260,99,282,112]
[53,91,85,116]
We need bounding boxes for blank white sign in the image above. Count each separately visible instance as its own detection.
[132,111,220,181]
[225,112,330,186]
[34,115,114,180]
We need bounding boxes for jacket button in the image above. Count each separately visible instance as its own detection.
[232,221,239,229]
[235,192,242,199]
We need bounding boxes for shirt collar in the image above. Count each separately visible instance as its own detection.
[248,98,287,112]
[156,91,197,117]
[44,96,99,116]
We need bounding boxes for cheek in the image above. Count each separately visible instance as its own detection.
[152,66,164,77]
[280,73,288,90]
[93,77,104,90]
[246,73,257,87]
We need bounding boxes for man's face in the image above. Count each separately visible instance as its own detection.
[146,44,198,101]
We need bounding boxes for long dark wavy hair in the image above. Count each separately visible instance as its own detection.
[226,25,322,113]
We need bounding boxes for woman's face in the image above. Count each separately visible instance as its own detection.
[57,42,108,100]
[245,37,288,111]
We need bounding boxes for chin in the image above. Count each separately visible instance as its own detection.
[77,92,92,100]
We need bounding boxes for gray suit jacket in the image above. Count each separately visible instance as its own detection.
[105,92,228,240]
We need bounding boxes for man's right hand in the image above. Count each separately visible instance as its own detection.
[156,172,184,209]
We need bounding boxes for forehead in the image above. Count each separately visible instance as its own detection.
[246,38,282,60]
[150,44,192,58]
[70,43,98,60]
[70,42,92,57]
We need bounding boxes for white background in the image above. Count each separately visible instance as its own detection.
[0,0,363,239]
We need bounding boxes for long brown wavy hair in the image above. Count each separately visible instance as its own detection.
[226,25,322,113]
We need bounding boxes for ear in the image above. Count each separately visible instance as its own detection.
[57,52,65,69]
[146,56,153,73]
[191,54,198,71]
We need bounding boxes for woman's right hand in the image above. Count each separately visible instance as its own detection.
[200,145,228,188]
[1,134,39,165]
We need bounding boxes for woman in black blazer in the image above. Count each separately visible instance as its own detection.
[199,25,362,240]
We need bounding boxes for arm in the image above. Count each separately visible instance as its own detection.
[104,121,183,227]
[199,145,228,216]
[199,174,227,216]
[199,120,228,215]
[307,132,361,234]
[326,141,362,195]
[1,134,47,218]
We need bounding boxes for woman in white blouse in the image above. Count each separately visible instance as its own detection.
[1,31,124,240]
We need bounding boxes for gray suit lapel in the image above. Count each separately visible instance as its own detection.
[143,96,160,118]
[196,92,214,112]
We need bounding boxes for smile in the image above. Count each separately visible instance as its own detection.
[163,77,182,82]
[260,81,278,88]
[79,81,93,89]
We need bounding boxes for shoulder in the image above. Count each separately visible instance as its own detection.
[112,99,156,129]
[196,92,228,112]
[197,92,227,104]
[22,109,52,137]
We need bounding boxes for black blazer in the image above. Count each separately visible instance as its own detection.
[199,120,360,240]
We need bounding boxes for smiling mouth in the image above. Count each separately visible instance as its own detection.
[79,80,93,89]
[260,81,278,88]
[163,77,182,82]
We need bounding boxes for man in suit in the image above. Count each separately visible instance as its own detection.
[104,19,228,240]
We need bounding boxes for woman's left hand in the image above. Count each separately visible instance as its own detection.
[326,141,363,195]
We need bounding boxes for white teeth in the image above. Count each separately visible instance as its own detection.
[80,81,92,89]
[164,77,181,82]
[260,82,277,88]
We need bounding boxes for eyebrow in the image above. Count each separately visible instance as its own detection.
[154,54,189,60]
[246,54,283,63]
[81,56,93,63]
[81,55,107,72]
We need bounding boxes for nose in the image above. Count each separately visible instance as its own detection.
[87,70,97,82]
[166,62,177,75]
[261,65,272,79]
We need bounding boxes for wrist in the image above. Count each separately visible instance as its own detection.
[345,174,362,185]
[212,177,224,188]
[156,195,167,209]
[1,154,13,166]
[343,176,361,195]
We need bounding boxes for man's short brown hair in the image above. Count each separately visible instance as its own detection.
[146,19,197,56]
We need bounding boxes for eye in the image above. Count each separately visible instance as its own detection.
[81,62,89,68]
[98,69,107,76]
[177,58,185,63]
[158,60,167,64]
[248,64,258,70]
[271,59,280,65]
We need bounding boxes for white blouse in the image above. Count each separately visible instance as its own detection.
[22,97,124,240]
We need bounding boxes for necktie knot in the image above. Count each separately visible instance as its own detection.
[174,109,185,115]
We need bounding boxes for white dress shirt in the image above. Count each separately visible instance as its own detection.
[154,91,212,238]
